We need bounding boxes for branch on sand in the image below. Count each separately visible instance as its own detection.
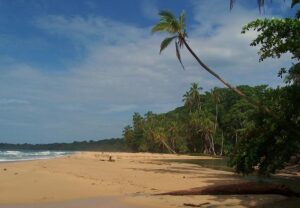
[157,182,300,197]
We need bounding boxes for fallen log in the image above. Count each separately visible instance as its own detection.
[183,202,210,207]
[158,182,300,197]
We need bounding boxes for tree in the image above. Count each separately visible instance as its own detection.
[146,125,176,154]
[183,83,202,112]
[229,3,300,174]
[242,18,300,85]
[152,10,275,118]
[123,125,135,150]
[189,110,216,155]
[210,88,221,133]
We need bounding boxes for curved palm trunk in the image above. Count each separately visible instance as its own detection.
[220,131,224,156]
[161,139,176,154]
[209,134,216,155]
[203,133,211,154]
[182,39,275,118]
[214,104,218,132]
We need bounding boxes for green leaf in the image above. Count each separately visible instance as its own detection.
[159,10,176,21]
[179,10,185,29]
[160,36,177,54]
[152,22,171,33]
[175,41,185,70]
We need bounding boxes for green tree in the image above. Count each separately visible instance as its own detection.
[229,5,300,174]
[189,110,216,155]
[123,125,135,150]
[242,18,300,85]
[183,83,202,112]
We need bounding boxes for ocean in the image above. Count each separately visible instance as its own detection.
[0,150,71,162]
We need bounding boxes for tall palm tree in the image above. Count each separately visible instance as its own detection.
[152,10,275,117]
[183,83,202,112]
[211,88,221,133]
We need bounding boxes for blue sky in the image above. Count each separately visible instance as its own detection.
[0,0,298,144]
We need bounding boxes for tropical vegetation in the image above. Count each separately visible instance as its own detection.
[124,1,300,175]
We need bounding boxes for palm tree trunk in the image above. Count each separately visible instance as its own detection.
[210,134,216,155]
[220,131,224,156]
[203,133,210,154]
[161,139,176,154]
[182,39,275,118]
[214,104,218,132]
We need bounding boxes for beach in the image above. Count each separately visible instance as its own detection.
[0,152,287,207]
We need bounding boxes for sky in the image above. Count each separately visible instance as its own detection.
[0,0,298,144]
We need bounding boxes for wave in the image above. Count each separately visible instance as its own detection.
[0,150,72,162]
[2,150,21,155]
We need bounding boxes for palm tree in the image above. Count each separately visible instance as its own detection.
[190,110,216,155]
[152,10,275,118]
[151,126,176,154]
[210,88,221,133]
[183,83,202,112]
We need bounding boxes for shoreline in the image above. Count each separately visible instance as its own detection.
[0,152,295,208]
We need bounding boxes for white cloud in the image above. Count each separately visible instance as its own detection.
[0,98,30,105]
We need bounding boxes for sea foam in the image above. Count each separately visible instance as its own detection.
[0,150,71,162]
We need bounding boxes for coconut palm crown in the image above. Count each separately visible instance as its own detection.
[151,10,186,69]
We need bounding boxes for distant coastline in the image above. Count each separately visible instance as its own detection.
[0,138,127,152]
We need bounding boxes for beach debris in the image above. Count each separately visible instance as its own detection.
[3,168,7,171]
[183,202,210,207]
[108,156,115,162]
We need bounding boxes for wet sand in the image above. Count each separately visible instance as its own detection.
[0,152,287,207]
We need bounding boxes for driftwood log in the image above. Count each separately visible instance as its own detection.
[157,182,300,197]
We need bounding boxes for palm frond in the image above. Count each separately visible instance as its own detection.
[230,0,267,12]
[175,41,185,70]
[152,22,172,33]
[152,22,179,34]
[179,10,186,30]
[160,36,177,54]
[159,10,177,22]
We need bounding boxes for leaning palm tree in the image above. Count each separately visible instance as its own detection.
[152,10,274,117]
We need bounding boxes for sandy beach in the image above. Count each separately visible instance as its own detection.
[0,152,287,208]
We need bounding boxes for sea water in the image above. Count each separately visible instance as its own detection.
[0,150,71,162]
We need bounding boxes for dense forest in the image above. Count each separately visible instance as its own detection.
[123,83,299,174]
[0,138,127,152]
